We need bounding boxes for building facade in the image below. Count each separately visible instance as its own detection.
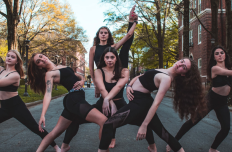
[178,0,226,82]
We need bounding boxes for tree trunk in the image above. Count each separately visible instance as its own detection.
[225,0,232,54]
[183,0,189,57]
[155,0,163,68]
[211,0,220,47]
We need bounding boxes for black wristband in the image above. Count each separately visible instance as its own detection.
[134,21,138,24]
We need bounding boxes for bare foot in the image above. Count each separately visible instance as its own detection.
[53,145,61,152]
[209,148,220,152]
[61,143,70,152]
[109,139,116,148]
[166,144,171,152]
[148,143,157,152]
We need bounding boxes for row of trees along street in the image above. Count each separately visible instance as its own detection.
[101,0,232,78]
[0,0,88,64]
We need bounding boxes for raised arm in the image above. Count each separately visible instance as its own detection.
[113,5,138,50]
[212,66,232,77]
[104,69,129,101]
[0,73,20,87]
[136,76,171,140]
[39,72,54,132]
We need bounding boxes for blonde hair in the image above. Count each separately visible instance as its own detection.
[5,50,25,78]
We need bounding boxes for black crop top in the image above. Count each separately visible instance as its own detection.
[0,70,18,92]
[100,69,124,99]
[212,75,232,88]
[59,67,81,91]
[139,69,169,92]
[94,44,110,66]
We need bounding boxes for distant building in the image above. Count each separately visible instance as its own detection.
[178,0,226,82]
[61,41,87,77]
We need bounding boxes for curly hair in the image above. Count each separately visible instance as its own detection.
[207,45,232,80]
[97,47,122,81]
[173,58,207,122]
[28,53,47,94]
[93,26,114,46]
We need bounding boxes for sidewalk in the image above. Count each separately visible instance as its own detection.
[153,90,232,111]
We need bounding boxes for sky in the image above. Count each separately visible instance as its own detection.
[65,0,112,63]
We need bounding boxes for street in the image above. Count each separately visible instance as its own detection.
[0,88,231,152]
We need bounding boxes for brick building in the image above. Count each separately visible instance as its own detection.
[178,0,226,83]
[61,41,87,77]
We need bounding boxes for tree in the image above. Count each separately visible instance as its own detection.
[225,0,232,54]
[102,0,180,68]
[17,0,87,58]
[0,0,24,50]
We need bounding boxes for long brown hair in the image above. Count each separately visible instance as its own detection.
[97,47,123,81]
[93,26,114,46]
[28,53,47,94]
[173,58,207,122]
[5,50,24,78]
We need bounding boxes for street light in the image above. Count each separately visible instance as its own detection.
[23,39,30,96]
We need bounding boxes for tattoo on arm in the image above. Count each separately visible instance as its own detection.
[46,80,52,93]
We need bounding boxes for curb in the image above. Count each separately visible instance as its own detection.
[25,93,68,108]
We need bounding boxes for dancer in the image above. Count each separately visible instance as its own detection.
[98,58,207,152]
[28,53,108,152]
[166,46,231,152]
[89,5,138,98]
[61,5,139,151]
[0,50,60,151]
[62,47,157,152]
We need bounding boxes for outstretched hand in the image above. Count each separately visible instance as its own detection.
[129,5,138,22]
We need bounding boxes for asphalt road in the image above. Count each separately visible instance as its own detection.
[0,88,231,152]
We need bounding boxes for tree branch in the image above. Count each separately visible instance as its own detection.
[192,8,214,37]
[0,11,7,18]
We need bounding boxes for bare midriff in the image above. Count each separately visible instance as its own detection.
[212,85,231,96]
[0,91,18,100]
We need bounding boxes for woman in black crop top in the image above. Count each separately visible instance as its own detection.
[28,53,108,152]
[98,58,206,152]
[167,46,231,152]
[89,5,138,98]
[0,50,60,151]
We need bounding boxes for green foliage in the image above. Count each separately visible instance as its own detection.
[102,0,179,71]
[18,85,68,103]
[0,40,8,60]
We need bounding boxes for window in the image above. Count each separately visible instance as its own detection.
[198,25,201,44]
[198,0,201,14]
[198,58,202,68]
[189,30,193,45]
[182,35,183,51]
[194,0,197,8]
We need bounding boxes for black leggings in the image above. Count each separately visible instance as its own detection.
[99,91,182,151]
[63,97,155,145]
[61,90,94,121]
[175,89,230,149]
[0,95,56,147]
[119,22,134,68]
